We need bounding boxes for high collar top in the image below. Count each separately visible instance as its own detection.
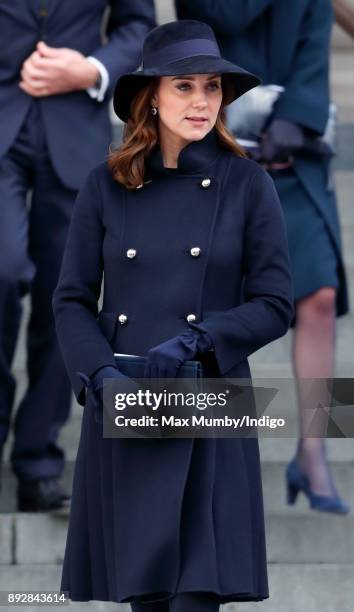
[145,128,225,178]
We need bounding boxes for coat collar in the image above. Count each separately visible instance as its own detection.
[145,127,224,178]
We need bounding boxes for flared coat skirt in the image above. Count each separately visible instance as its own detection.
[60,388,269,605]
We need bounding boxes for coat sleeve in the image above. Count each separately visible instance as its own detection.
[175,0,273,35]
[52,169,117,406]
[272,0,333,134]
[189,167,294,376]
[90,0,156,98]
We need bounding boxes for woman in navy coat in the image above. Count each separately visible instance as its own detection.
[53,21,294,611]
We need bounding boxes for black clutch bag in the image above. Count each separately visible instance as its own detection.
[113,353,202,379]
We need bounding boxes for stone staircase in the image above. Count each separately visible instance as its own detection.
[1,34,354,612]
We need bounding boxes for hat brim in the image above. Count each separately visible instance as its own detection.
[113,55,261,122]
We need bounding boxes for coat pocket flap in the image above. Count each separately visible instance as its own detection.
[97,311,118,344]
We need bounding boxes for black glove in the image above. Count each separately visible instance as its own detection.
[144,328,213,379]
[260,119,305,163]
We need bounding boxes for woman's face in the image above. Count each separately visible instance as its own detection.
[152,73,223,144]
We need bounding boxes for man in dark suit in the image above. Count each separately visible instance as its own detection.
[0,0,155,511]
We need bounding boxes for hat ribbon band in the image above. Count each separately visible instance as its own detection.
[143,38,221,69]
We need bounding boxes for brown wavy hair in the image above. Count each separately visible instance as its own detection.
[108,75,247,190]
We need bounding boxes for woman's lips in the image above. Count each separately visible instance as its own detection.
[186,117,208,125]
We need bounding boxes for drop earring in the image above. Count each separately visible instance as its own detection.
[151,106,158,116]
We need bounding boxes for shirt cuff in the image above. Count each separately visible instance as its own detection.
[85,56,110,102]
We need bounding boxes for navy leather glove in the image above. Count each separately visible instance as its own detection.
[144,329,213,379]
[88,365,142,424]
[91,365,136,402]
[260,119,305,163]
[78,366,136,408]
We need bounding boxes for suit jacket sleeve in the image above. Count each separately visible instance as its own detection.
[52,169,117,406]
[90,0,156,98]
[175,0,273,35]
[189,167,294,376]
[272,0,333,134]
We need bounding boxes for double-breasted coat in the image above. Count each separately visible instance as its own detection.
[52,128,294,605]
[176,0,349,317]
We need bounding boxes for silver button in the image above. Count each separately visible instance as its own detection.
[126,248,137,259]
[201,178,211,188]
[190,247,201,257]
[186,313,197,323]
[118,314,128,325]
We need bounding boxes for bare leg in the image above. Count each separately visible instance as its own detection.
[292,287,338,496]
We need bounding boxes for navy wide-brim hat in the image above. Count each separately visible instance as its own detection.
[113,20,261,123]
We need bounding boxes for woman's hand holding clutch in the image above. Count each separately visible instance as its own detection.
[144,329,212,378]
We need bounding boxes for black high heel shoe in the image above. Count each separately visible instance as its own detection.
[286,458,350,514]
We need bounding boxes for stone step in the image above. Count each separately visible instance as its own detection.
[0,515,13,564]
[259,437,354,461]
[251,358,354,378]
[1,503,354,565]
[336,171,354,222]
[331,51,354,123]
[238,563,354,612]
[265,513,354,563]
[335,128,354,171]
[342,226,354,266]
